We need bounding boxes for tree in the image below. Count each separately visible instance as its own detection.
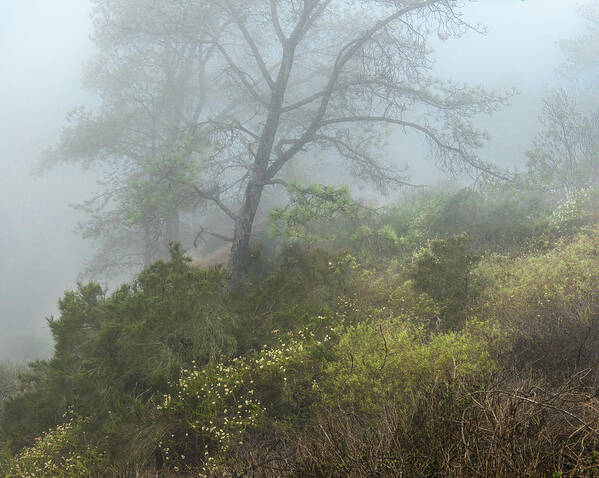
[559,0,599,86]
[44,0,213,277]
[524,2,599,198]
[180,0,510,283]
[526,90,599,196]
[50,0,509,284]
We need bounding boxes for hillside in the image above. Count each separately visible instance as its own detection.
[3,184,599,476]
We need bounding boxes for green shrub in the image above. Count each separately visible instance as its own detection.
[407,234,479,330]
[2,245,236,457]
[386,184,552,257]
[323,319,495,415]
[2,415,107,478]
[476,226,599,374]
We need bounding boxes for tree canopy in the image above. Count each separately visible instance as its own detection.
[47,0,510,283]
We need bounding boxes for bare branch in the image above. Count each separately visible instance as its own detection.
[269,0,287,45]
[232,16,275,89]
[193,227,234,248]
[192,184,239,221]
[212,41,268,106]
[257,178,288,187]
[318,115,511,181]
[309,133,419,187]
[196,120,261,141]
[287,0,321,45]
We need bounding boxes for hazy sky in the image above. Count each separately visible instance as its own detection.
[0,0,587,361]
[0,0,95,360]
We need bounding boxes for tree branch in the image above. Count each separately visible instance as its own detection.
[257,178,288,187]
[266,0,439,179]
[319,115,511,180]
[310,133,418,187]
[193,227,234,248]
[269,0,287,45]
[212,41,268,106]
[233,16,275,90]
[197,120,261,141]
[192,184,239,221]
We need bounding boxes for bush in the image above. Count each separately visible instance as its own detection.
[476,226,599,375]
[2,415,108,478]
[407,234,479,330]
[323,319,495,415]
[154,328,334,474]
[1,246,237,458]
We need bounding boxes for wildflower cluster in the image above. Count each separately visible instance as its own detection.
[4,416,106,478]
[157,329,335,472]
[550,186,599,233]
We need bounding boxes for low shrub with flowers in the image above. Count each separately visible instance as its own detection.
[155,328,334,474]
[550,186,599,235]
[2,415,107,478]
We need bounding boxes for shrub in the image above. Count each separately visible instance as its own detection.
[323,319,495,415]
[2,415,107,478]
[1,246,237,458]
[407,234,479,330]
[476,226,599,375]
[155,328,334,474]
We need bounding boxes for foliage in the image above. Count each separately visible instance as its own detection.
[2,415,108,478]
[323,319,495,415]
[270,183,399,264]
[386,184,553,256]
[408,234,480,330]
[10,179,599,475]
[476,225,599,374]
[270,182,553,272]
[270,183,365,244]
[1,245,236,456]
[527,90,599,195]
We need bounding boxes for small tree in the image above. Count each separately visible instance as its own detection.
[44,0,212,276]
[526,89,599,196]
[559,0,599,85]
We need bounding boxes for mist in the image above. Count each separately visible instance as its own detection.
[0,0,586,361]
[5,1,599,474]
[0,1,95,360]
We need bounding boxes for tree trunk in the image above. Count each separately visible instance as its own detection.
[228,182,264,285]
[226,36,295,285]
[165,210,180,256]
[143,225,154,268]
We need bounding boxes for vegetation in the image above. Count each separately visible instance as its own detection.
[6,1,599,477]
[4,181,599,476]
[44,0,512,283]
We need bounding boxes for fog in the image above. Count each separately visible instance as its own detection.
[0,1,95,360]
[0,0,586,361]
